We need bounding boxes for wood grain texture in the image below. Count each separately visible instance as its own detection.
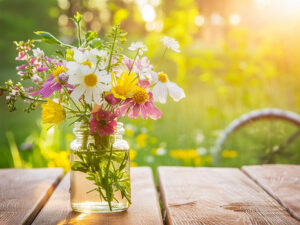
[242,164,300,221]
[32,167,163,225]
[0,168,64,225]
[158,166,300,225]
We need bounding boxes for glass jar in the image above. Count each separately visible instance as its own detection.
[70,121,131,213]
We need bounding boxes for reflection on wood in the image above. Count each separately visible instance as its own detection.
[32,167,163,225]
[0,168,63,225]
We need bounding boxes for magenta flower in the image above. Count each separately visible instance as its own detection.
[89,109,119,136]
[39,65,73,97]
[105,94,121,105]
[117,80,162,120]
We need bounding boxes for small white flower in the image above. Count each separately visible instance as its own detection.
[161,36,180,52]
[156,147,166,156]
[68,65,111,104]
[32,48,44,58]
[145,156,154,163]
[128,42,148,55]
[197,147,207,155]
[152,72,185,104]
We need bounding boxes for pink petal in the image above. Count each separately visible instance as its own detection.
[105,94,121,105]
[28,90,40,96]
[16,64,27,70]
[128,104,141,119]
[138,80,150,89]
[145,101,163,120]
[140,103,149,119]
[52,83,62,91]
[30,57,37,64]
[37,67,48,72]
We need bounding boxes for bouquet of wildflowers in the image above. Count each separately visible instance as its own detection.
[0,12,185,211]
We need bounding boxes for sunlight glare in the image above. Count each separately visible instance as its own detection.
[142,4,156,22]
[195,15,205,27]
[229,13,241,26]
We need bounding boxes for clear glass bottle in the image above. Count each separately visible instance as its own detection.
[70,121,131,213]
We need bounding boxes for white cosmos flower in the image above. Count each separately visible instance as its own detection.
[128,42,148,55]
[161,36,180,52]
[68,65,111,104]
[152,72,185,104]
[67,48,109,74]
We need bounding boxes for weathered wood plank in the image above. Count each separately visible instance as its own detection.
[32,167,163,225]
[242,164,300,221]
[0,168,64,225]
[158,166,300,225]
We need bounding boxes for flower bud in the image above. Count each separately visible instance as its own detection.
[58,72,69,84]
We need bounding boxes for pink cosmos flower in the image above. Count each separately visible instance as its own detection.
[117,80,162,120]
[39,63,74,97]
[89,109,119,136]
[123,56,133,70]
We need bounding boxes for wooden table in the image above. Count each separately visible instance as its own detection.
[158,165,300,225]
[0,165,299,225]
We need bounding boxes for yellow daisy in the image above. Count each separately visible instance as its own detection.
[111,71,138,99]
[41,98,65,125]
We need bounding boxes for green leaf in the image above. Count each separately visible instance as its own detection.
[85,31,98,43]
[34,31,61,45]
[71,161,87,173]
[90,38,103,49]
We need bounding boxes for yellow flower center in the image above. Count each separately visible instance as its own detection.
[81,61,92,68]
[52,66,67,77]
[84,73,98,87]
[132,87,149,104]
[158,72,168,83]
[114,85,129,96]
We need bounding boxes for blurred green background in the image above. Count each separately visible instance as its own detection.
[1,0,300,171]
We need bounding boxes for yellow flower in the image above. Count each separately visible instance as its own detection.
[135,133,147,148]
[130,149,137,161]
[42,99,65,125]
[111,71,138,99]
[222,150,238,158]
[52,65,67,77]
[66,49,74,61]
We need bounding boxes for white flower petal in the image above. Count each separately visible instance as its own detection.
[84,88,93,104]
[92,88,102,105]
[153,82,168,104]
[68,74,82,85]
[70,84,86,101]
[161,36,180,53]
[167,81,186,102]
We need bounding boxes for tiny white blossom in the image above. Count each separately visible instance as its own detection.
[161,36,180,52]
[32,48,45,58]
[128,42,148,55]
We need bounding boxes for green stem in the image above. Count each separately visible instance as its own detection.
[62,85,82,113]
[76,21,82,47]
[155,47,168,69]
[107,31,117,73]
[105,144,114,211]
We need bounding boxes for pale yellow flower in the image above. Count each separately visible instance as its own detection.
[41,99,65,125]
[111,71,138,99]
